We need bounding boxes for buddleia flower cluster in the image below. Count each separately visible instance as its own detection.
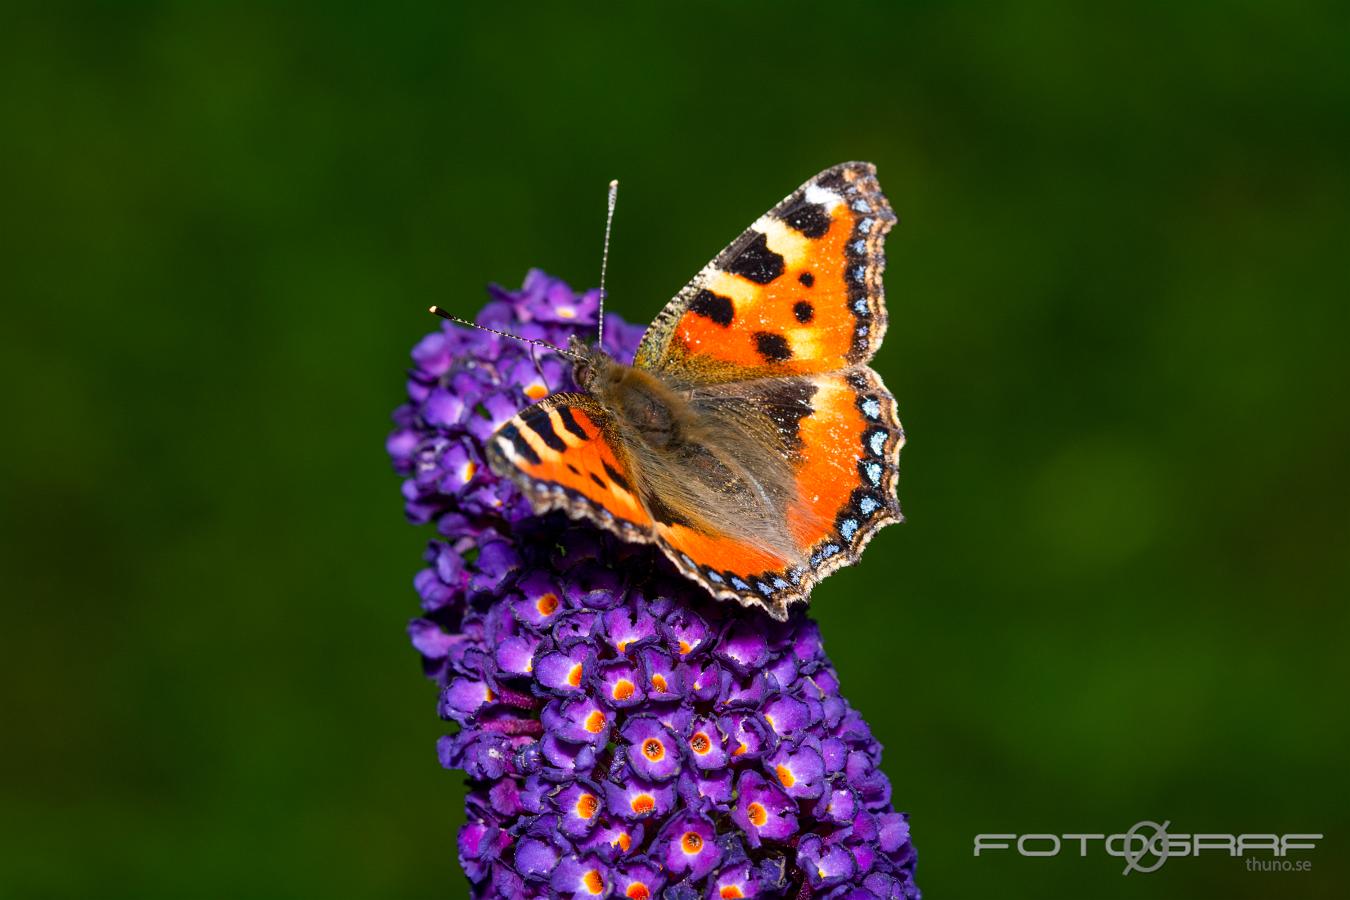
[387,270,920,898]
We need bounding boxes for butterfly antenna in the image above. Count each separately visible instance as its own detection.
[428,306,574,358]
[597,178,618,350]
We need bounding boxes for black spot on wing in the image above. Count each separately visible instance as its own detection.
[753,331,793,363]
[798,272,814,287]
[556,405,589,441]
[779,200,832,238]
[602,461,632,493]
[793,301,814,324]
[589,472,607,490]
[723,232,785,285]
[523,409,567,452]
[689,289,734,326]
[567,462,582,475]
[815,168,848,192]
[498,423,542,466]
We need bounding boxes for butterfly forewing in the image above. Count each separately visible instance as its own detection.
[636,162,897,382]
[486,394,654,543]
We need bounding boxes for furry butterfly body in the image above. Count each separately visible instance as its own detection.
[486,162,904,619]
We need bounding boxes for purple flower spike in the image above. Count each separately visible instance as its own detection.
[388,272,918,897]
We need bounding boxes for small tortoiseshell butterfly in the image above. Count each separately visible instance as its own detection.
[486,162,903,619]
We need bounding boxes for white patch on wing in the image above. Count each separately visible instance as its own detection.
[494,436,518,462]
[753,217,812,269]
[804,183,843,210]
[786,327,821,359]
[703,269,761,306]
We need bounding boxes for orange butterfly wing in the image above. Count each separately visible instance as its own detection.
[633,163,904,617]
[485,394,654,544]
[636,162,895,382]
[649,368,904,617]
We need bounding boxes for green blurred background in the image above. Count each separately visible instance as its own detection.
[3,3,1347,897]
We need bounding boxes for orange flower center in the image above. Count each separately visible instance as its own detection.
[650,673,668,694]
[524,382,548,400]
[566,664,584,688]
[584,709,606,733]
[614,831,632,853]
[536,592,559,616]
[678,639,693,655]
[582,869,605,895]
[775,764,796,788]
[720,888,746,899]
[612,678,635,701]
[630,793,655,815]
[642,738,665,761]
[747,801,768,827]
[575,793,598,819]
[626,885,651,900]
[681,831,704,854]
[731,741,748,757]
[689,732,711,754]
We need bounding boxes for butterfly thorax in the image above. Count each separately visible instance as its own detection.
[569,337,686,450]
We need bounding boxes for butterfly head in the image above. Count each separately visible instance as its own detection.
[567,335,619,392]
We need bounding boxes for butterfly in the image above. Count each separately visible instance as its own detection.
[486,162,903,620]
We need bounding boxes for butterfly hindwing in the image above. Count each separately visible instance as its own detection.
[636,162,897,384]
[785,367,904,582]
[659,366,904,618]
[486,394,654,543]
